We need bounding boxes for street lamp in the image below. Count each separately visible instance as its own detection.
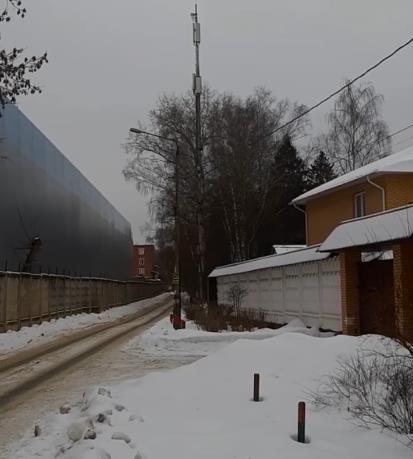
[129,127,183,329]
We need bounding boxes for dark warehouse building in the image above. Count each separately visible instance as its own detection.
[0,104,133,279]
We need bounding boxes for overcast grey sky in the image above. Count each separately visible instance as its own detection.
[6,0,413,242]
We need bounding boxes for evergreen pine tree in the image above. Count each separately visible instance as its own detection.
[307,151,336,189]
[255,135,308,254]
[274,135,309,202]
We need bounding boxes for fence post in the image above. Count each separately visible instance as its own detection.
[253,373,260,402]
[297,401,306,443]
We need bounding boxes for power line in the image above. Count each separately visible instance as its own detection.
[386,122,413,141]
[360,121,413,151]
[273,36,413,135]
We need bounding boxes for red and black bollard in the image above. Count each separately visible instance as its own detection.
[297,401,306,443]
[253,373,260,402]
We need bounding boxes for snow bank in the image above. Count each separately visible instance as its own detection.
[0,293,171,357]
[8,319,410,459]
[124,316,331,362]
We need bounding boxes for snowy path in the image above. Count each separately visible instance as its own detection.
[0,301,175,457]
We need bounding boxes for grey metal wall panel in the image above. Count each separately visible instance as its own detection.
[0,104,133,279]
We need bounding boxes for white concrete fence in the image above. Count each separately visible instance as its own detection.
[215,257,341,331]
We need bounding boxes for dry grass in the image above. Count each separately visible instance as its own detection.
[184,303,282,332]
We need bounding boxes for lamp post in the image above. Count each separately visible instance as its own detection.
[129,128,183,328]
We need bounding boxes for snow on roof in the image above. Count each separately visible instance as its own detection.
[272,244,306,254]
[208,245,331,278]
[319,204,413,252]
[292,146,413,205]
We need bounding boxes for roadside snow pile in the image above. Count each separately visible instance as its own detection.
[11,386,147,458]
[124,316,332,361]
[8,325,410,458]
[0,293,171,357]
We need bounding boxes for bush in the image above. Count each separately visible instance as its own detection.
[312,337,413,445]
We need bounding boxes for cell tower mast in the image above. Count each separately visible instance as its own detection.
[191,4,205,301]
[191,3,202,156]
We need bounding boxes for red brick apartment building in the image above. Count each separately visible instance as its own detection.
[132,244,155,279]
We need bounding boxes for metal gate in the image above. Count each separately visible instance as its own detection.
[359,260,395,337]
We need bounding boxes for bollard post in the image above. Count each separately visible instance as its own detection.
[253,373,260,402]
[297,401,306,443]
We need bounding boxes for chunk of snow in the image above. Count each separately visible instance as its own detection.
[111,432,131,444]
[67,418,94,443]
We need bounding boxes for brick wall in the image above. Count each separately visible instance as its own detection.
[392,241,413,342]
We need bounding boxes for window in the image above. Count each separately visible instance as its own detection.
[354,192,366,218]
[138,268,145,275]
[138,257,144,266]
[138,247,145,255]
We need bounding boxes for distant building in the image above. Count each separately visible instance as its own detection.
[132,244,157,279]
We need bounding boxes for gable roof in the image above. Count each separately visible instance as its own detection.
[208,245,332,278]
[319,204,413,252]
[292,146,413,205]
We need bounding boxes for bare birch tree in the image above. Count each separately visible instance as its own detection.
[318,81,391,174]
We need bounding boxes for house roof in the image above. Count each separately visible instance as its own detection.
[319,204,413,252]
[208,245,331,278]
[292,146,413,205]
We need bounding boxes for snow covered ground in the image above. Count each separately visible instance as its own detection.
[0,293,171,357]
[8,318,411,459]
[124,316,329,365]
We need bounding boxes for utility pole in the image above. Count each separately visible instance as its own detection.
[191,3,206,303]
[129,128,183,328]
[174,142,182,325]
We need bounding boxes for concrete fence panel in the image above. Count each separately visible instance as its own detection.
[216,257,341,331]
[0,271,168,332]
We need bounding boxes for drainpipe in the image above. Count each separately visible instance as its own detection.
[366,175,386,211]
[292,202,309,244]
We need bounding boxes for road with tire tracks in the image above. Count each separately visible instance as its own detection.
[0,296,177,456]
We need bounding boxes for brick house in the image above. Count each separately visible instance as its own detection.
[132,244,156,279]
[210,147,413,340]
[292,148,413,245]
[292,147,413,340]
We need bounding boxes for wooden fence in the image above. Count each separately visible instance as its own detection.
[0,271,168,332]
